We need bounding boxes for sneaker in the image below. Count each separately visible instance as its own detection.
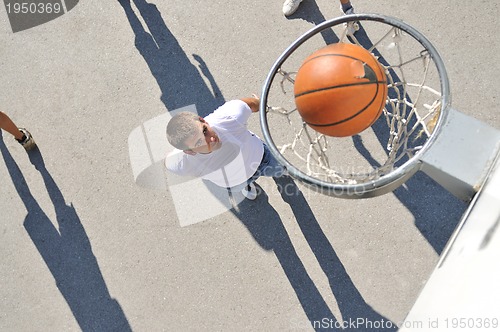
[342,7,359,36]
[241,183,258,200]
[283,0,302,16]
[16,128,36,151]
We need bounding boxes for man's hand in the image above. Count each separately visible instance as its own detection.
[241,94,260,113]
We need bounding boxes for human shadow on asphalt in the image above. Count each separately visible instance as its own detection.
[0,138,131,332]
[287,5,466,254]
[234,176,396,332]
[348,24,466,254]
[118,0,224,117]
[285,4,466,254]
[287,0,340,45]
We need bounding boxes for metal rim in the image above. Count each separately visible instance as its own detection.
[259,14,451,198]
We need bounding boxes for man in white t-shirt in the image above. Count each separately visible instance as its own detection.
[165,97,285,200]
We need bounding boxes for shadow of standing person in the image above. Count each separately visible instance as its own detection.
[118,0,224,117]
[234,185,337,331]
[288,0,339,45]
[350,24,466,254]
[0,136,132,332]
[273,176,397,331]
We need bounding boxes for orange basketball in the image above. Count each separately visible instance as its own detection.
[294,43,388,137]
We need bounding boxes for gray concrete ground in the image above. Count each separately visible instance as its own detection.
[1,0,498,331]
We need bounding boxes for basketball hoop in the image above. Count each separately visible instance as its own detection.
[260,14,450,198]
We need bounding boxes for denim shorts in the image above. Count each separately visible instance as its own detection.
[228,143,286,192]
[247,143,286,186]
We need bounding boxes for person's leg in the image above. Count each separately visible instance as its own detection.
[340,0,353,13]
[237,143,286,200]
[0,111,24,140]
[339,0,358,35]
[253,143,287,179]
[0,111,36,150]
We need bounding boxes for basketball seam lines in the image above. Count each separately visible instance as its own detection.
[305,82,382,127]
[296,48,388,131]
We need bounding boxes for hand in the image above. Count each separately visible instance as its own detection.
[251,94,261,112]
[241,95,260,113]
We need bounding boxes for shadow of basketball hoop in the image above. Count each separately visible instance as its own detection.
[350,23,467,254]
[121,3,398,327]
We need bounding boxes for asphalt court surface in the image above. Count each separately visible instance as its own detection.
[1,0,499,331]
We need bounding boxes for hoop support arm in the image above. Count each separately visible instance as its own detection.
[420,108,500,202]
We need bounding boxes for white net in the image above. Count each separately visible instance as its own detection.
[263,16,445,190]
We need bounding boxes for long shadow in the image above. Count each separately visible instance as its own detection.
[234,185,334,330]
[0,138,131,332]
[117,0,335,325]
[351,24,466,253]
[119,0,245,216]
[289,0,339,45]
[235,177,396,331]
[117,1,411,327]
[289,6,466,254]
[118,0,224,117]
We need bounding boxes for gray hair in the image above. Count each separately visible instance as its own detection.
[166,112,201,150]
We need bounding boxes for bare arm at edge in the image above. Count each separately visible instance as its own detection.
[240,96,260,113]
